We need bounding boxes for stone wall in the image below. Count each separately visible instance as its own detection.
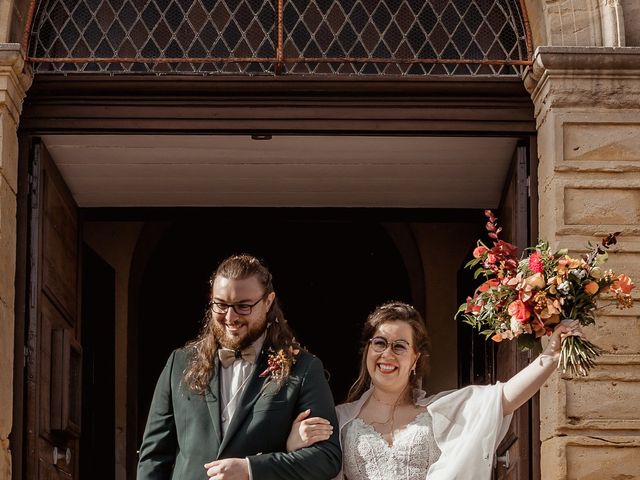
[525,46,640,480]
[0,44,29,480]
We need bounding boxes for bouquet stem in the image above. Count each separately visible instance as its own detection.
[559,336,602,376]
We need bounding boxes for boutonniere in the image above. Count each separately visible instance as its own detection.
[259,345,300,386]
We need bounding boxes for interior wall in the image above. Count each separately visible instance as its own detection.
[82,222,143,480]
[410,222,483,394]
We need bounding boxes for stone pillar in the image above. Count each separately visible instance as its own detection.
[525,46,640,479]
[0,43,31,480]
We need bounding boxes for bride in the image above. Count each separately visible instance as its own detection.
[286,301,580,480]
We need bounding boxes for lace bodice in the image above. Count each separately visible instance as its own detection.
[342,410,441,480]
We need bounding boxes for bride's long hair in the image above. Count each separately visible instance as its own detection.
[346,301,431,403]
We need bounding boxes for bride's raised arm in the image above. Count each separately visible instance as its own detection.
[501,319,581,416]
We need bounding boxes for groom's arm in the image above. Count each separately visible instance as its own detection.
[248,355,342,480]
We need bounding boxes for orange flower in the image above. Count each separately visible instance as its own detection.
[491,333,503,343]
[478,279,500,292]
[611,274,635,294]
[584,281,599,295]
[508,299,532,324]
[473,245,488,258]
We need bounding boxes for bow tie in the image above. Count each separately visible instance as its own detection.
[218,347,257,368]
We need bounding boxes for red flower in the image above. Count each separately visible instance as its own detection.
[464,296,482,314]
[508,299,532,324]
[529,252,544,274]
[478,279,500,292]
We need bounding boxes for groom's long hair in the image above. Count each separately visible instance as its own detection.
[346,301,431,403]
[183,254,298,394]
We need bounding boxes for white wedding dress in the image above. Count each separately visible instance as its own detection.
[333,385,513,480]
[342,410,441,480]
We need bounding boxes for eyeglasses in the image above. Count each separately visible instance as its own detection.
[369,336,412,356]
[211,293,267,316]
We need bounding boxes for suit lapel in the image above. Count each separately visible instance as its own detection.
[205,356,223,447]
[217,351,269,455]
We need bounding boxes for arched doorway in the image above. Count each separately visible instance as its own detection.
[135,215,415,445]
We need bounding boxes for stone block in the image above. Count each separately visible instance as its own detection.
[586,315,640,354]
[0,174,16,309]
[0,297,13,480]
[565,376,640,424]
[541,436,640,480]
[0,298,13,437]
[0,110,19,193]
[564,188,640,225]
[566,444,640,480]
[564,122,640,162]
[0,437,11,480]
[543,1,602,47]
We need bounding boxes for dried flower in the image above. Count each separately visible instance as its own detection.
[259,345,300,388]
[456,211,635,376]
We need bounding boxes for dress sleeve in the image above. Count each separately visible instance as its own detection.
[426,383,513,480]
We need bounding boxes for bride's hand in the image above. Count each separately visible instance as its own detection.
[543,319,583,359]
[286,409,333,452]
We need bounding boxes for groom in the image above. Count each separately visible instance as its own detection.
[137,254,341,480]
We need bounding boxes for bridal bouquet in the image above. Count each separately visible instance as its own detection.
[457,210,635,376]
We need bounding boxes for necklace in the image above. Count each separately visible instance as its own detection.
[371,391,401,407]
[368,387,411,446]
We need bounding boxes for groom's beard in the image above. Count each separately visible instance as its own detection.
[213,316,268,351]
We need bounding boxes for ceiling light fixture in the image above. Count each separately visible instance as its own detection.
[251,134,272,140]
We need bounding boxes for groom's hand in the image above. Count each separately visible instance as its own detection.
[204,458,249,480]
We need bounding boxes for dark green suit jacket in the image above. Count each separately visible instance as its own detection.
[137,347,342,480]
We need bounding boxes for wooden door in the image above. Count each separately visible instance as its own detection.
[25,138,81,479]
[457,141,535,479]
[493,142,535,480]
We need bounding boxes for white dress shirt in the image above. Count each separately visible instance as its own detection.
[219,332,267,435]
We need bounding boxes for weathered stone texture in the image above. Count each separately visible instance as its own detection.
[527,46,640,478]
[587,315,640,354]
[566,444,640,480]
[0,175,16,310]
[538,0,625,47]
[0,298,13,480]
[0,43,29,480]
[621,0,640,46]
[0,111,18,193]
[565,376,640,421]
[542,436,640,480]
[564,187,640,225]
[563,123,640,162]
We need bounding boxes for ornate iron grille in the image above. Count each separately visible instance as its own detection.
[27,0,531,75]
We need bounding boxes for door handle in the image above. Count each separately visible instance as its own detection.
[495,450,510,469]
[52,446,71,465]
